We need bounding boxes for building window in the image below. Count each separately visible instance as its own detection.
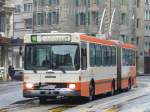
[80,13,86,25]
[15,5,21,13]
[47,12,59,25]
[0,15,5,32]
[52,12,59,24]
[131,38,136,44]
[33,0,37,7]
[37,13,44,25]
[48,12,52,25]
[145,0,149,4]
[121,35,128,43]
[24,3,32,12]
[38,0,45,6]
[136,37,139,45]
[76,13,79,26]
[121,0,127,5]
[121,13,127,25]
[136,18,140,28]
[25,18,32,29]
[145,25,149,30]
[48,0,59,5]
[145,10,149,20]
[91,11,99,25]
[121,35,125,42]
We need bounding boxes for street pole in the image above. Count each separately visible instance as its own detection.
[85,1,89,34]
[32,0,34,33]
[109,0,111,21]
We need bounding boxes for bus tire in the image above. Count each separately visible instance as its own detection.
[39,97,47,104]
[111,79,115,95]
[88,81,95,101]
[128,78,132,90]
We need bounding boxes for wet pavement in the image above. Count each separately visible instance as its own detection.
[0,76,150,112]
[0,81,24,108]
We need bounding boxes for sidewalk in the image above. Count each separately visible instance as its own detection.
[137,73,150,76]
[0,80,22,88]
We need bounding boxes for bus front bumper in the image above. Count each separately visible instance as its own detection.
[23,88,80,98]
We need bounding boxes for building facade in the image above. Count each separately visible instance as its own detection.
[8,0,32,68]
[135,0,145,74]
[12,0,33,38]
[31,0,144,74]
[144,0,150,73]
[0,0,14,80]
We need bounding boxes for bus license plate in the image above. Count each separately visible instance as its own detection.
[41,85,56,89]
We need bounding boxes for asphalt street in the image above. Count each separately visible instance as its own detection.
[0,76,150,112]
[0,82,25,108]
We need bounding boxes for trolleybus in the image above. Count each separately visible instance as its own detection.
[23,33,137,102]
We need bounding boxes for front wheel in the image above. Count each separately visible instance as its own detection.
[88,83,95,101]
[111,83,115,95]
[128,78,132,90]
[39,97,47,104]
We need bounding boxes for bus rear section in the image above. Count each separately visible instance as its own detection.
[23,34,82,101]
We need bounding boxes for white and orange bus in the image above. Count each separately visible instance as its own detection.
[23,33,137,102]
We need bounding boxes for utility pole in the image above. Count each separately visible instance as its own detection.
[85,1,89,34]
[109,0,111,21]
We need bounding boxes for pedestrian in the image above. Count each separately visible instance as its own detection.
[8,65,15,80]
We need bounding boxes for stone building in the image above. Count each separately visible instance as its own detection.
[31,0,144,74]
[144,0,150,73]
[0,0,14,80]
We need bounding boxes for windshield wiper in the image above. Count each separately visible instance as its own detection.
[58,67,66,74]
[52,67,66,74]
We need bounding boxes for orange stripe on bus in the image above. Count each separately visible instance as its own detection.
[121,43,137,49]
[80,34,136,50]
[80,82,90,97]
[80,35,116,46]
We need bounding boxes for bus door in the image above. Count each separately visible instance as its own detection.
[117,47,122,91]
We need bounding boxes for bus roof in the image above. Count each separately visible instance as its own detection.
[80,34,116,46]
[24,33,136,50]
[80,34,136,50]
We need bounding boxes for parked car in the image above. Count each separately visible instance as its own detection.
[13,68,23,81]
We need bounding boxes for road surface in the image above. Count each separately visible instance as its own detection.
[0,76,150,112]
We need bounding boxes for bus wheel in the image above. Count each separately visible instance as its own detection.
[88,82,95,101]
[111,80,115,95]
[128,78,132,90]
[39,97,47,104]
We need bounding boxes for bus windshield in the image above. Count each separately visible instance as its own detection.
[25,44,80,71]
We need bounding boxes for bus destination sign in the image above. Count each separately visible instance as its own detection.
[41,35,71,42]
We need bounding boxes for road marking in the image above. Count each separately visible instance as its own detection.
[49,105,76,112]
[0,108,8,112]
[104,106,118,112]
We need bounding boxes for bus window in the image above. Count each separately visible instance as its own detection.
[25,44,80,71]
[90,43,96,66]
[81,42,87,70]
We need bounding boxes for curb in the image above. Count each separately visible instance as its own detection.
[12,98,38,105]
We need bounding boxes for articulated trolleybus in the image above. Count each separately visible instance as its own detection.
[23,33,137,102]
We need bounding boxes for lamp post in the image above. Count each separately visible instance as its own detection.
[85,0,89,34]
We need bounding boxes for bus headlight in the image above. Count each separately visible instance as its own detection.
[69,84,76,89]
[24,83,34,89]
